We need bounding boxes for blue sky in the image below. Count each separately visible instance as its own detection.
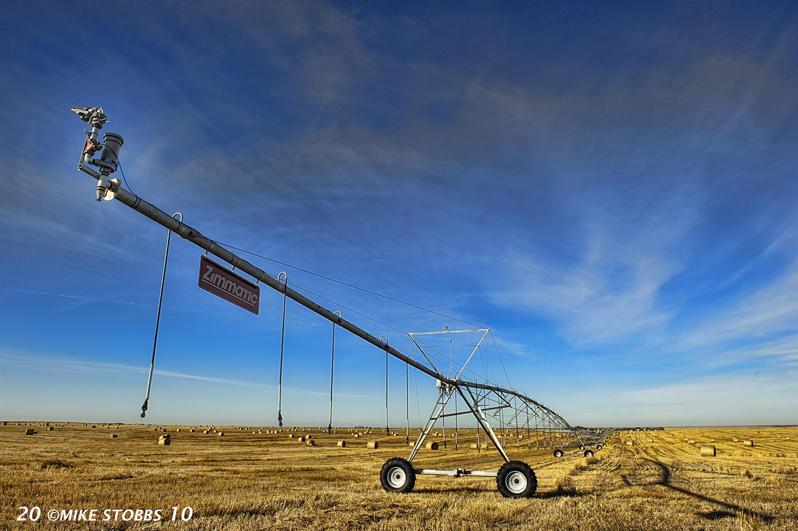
[1,1,797,427]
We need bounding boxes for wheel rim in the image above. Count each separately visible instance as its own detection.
[505,470,527,494]
[387,466,407,489]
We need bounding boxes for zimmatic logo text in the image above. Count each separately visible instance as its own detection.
[197,256,260,314]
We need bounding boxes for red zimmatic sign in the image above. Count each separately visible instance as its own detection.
[198,256,260,314]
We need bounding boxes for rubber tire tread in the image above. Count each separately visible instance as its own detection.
[496,460,537,498]
[380,457,416,493]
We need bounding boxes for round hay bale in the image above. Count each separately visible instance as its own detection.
[47,426,53,431]
[426,441,439,450]
[190,428,195,432]
[353,433,360,438]
[470,443,478,449]
[743,440,754,447]
[337,440,346,447]
[367,441,379,449]
[24,428,36,435]
[288,434,294,438]
[298,436,306,442]
[700,445,716,457]
[218,432,224,437]
[306,439,316,446]
[109,434,117,439]
[176,428,181,432]
[2,421,6,425]
[158,434,170,446]
[203,430,209,434]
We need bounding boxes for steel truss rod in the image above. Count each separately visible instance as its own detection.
[277,271,287,427]
[409,387,454,462]
[458,385,509,463]
[437,408,486,419]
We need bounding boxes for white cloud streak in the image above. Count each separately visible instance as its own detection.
[490,181,700,346]
[0,350,364,398]
[620,370,798,425]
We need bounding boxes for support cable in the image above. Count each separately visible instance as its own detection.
[290,283,490,383]
[117,160,135,196]
[489,330,513,390]
[216,241,484,329]
[215,242,518,392]
[291,282,404,335]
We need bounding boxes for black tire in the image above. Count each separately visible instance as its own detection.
[496,461,537,498]
[579,444,585,450]
[584,450,594,457]
[380,457,415,493]
[553,449,563,458]
[596,444,603,450]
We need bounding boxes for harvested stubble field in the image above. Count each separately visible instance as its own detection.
[1,423,797,529]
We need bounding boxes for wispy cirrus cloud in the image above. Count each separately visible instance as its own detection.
[706,334,798,369]
[0,349,366,398]
[489,179,702,346]
[679,259,798,356]
[620,370,798,425]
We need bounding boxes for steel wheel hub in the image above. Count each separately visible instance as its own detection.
[505,470,527,494]
[387,466,407,488]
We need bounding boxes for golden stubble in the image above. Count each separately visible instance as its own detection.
[1,423,796,529]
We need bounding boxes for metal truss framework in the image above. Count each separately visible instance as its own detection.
[403,328,593,478]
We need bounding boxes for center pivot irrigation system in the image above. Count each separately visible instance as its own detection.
[71,107,611,498]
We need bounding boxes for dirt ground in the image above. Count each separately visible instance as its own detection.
[1,423,797,529]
